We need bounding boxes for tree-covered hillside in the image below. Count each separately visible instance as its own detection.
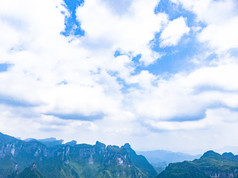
[157,150,238,178]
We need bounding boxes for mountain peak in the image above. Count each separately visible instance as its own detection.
[124,143,131,148]
[201,150,221,159]
[65,140,77,146]
[96,141,105,146]
[222,152,234,158]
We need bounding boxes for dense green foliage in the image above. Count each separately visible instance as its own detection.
[157,150,238,178]
[157,161,210,178]
[17,165,44,178]
[0,132,156,178]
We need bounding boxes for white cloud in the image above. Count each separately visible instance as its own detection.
[199,17,238,52]
[139,108,238,154]
[171,0,238,52]
[129,62,238,123]
[126,70,157,89]
[171,0,235,24]
[160,17,190,47]
[76,0,168,65]
[0,0,124,118]
[0,104,99,143]
[146,107,238,131]
[1,0,238,154]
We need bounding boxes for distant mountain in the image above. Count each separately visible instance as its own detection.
[215,146,238,155]
[137,150,200,173]
[0,132,157,178]
[37,137,64,147]
[157,150,238,178]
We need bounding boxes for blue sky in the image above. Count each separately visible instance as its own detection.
[0,0,238,154]
[61,0,85,36]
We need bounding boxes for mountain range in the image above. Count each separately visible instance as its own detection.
[158,150,238,178]
[0,132,156,178]
[1,132,238,178]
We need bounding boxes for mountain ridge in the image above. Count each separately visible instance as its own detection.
[157,150,238,178]
[0,132,157,178]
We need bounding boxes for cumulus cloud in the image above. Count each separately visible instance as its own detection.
[1,0,238,153]
[76,0,168,65]
[0,0,125,118]
[199,17,238,52]
[0,0,162,141]
[171,0,238,52]
[159,17,190,47]
[130,62,238,123]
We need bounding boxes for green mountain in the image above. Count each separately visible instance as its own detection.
[0,132,157,178]
[8,163,44,178]
[17,166,43,178]
[157,150,238,178]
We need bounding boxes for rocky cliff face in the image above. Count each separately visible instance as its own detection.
[204,170,238,178]
[0,132,157,178]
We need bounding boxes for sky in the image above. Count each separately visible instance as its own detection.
[0,0,238,154]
